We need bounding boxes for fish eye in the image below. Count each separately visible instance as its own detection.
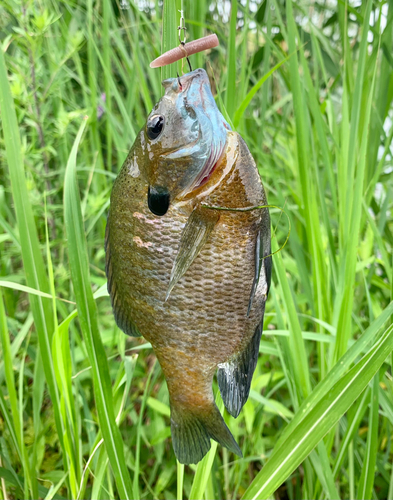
[147,114,165,140]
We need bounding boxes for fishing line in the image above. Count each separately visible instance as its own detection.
[272,198,287,241]
[201,203,291,260]
[178,9,192,73]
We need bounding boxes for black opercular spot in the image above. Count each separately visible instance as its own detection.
[147,115,165,140]
[148,186,170,216]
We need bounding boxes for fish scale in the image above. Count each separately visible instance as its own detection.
[106,69,271,464]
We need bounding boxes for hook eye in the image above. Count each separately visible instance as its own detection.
[178,9,187,44]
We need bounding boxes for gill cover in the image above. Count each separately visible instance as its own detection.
[143,68,231,212]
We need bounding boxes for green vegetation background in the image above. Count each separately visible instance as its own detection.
[0,0,392,499]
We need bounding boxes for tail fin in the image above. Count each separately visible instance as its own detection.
[170,402,242,464]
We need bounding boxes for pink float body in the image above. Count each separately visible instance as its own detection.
[150,34,219,68]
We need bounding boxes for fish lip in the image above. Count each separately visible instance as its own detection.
[161,69,204,97]
[177,68,206,92]
[148,186,170,216]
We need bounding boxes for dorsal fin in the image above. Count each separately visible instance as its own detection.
[166,206,219,300]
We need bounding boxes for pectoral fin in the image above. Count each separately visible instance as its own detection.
[166,207,219,300]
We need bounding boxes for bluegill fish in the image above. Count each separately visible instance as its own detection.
[105,68,271,464]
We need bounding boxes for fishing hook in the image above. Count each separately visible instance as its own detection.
[177,72,183,90]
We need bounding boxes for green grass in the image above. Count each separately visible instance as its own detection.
[0,0,393,499]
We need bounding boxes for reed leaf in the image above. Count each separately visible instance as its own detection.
[64,118,133,500]
[242,323,393,500]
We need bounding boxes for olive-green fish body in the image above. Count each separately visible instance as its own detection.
[106,69,271,464]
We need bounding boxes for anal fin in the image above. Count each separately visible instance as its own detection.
[105,216,141,337]
[217,321,263,418]
[166,206,219,300]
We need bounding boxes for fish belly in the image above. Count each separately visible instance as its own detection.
[109,183,263,371]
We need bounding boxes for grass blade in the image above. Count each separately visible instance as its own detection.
[233,55,289,128]
[272,238,311,402]
[132,360,157,500]
[276,302,393,449]
[176,461,184,500]
[0,44,68,493]
[64,118,133,500]
[242,323,393,500]
[189,394,224,500]
[356,374,379,499]
[161,0,178,84]
[333,387,370,478]
[225,0,237,118]
[333,0,376,360]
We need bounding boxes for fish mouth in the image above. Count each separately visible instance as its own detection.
[148,186,170,216]
[176,69,204,93]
